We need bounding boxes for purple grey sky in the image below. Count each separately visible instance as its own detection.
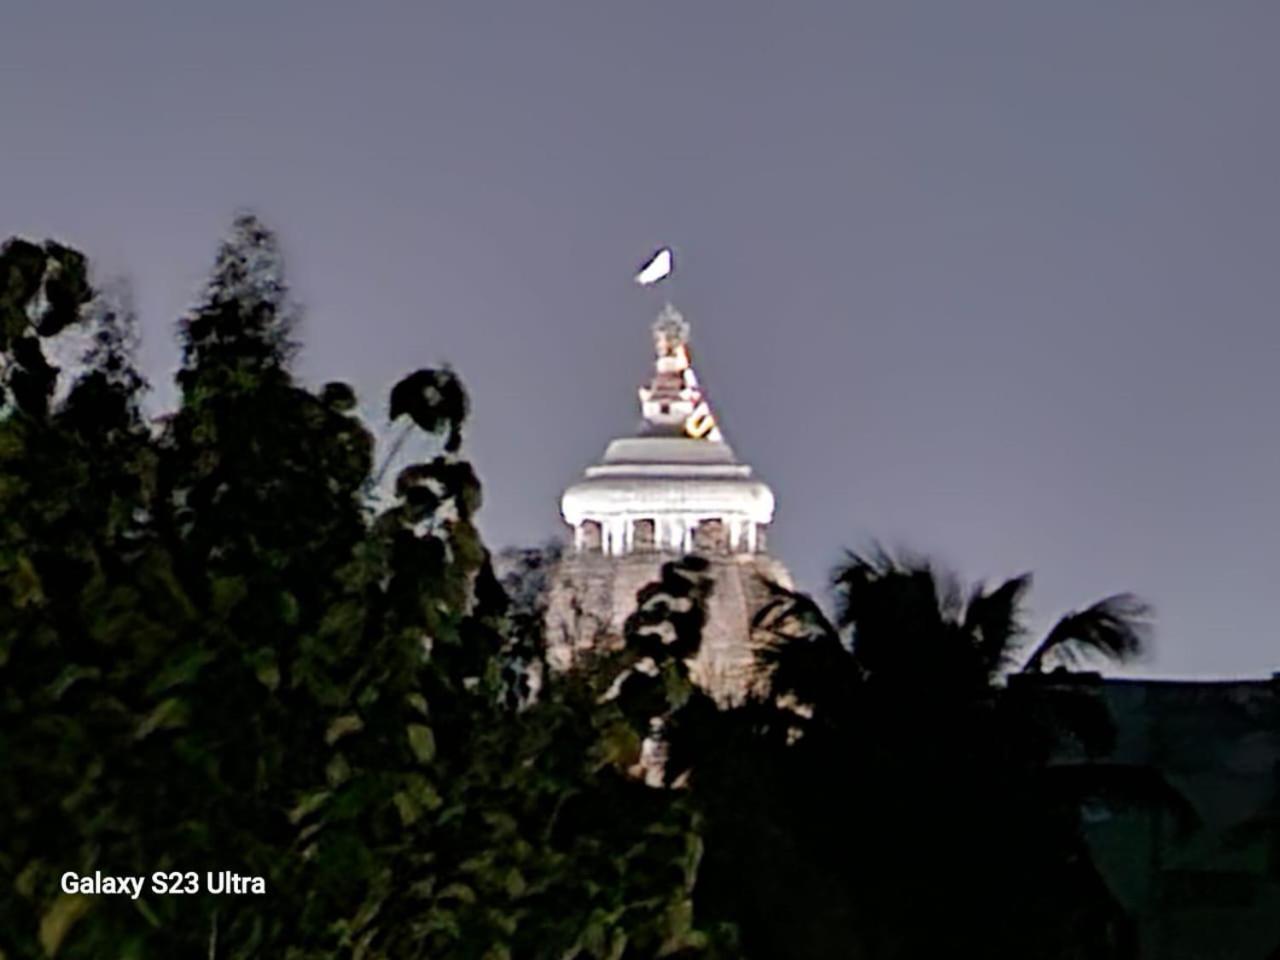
[3,2,1278,677]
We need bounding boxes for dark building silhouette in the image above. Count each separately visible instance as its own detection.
[1013,672,1280,959]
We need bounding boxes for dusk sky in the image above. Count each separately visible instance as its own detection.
[3,2,1277,677]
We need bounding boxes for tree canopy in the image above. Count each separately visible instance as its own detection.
[0,220,720,959]
[0,219,1163,960]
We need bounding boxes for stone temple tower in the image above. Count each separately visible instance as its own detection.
[544,302,793,703]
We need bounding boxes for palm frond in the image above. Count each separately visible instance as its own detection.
[963,574,1032,678]
[1020,593,1152,673]
[831,547,963,680]
[751,578,856,710]
[753,578,836,645]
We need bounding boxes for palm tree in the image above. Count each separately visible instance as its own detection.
[739,546,1168,959]
[755,547,1151,705]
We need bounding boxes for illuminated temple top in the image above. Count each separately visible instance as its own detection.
[560,303,776,556]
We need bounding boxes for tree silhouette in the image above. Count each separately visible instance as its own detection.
[679,547,1158,959]
[0,221,727,960]
[3,220,1211,960]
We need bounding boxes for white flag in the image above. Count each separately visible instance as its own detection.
[634,247,673,286]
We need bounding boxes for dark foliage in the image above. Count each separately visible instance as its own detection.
[0,222,720,959]
[0,220,1181,960]
[679,549,1165,959]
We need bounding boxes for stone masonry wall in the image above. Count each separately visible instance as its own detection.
[544,550,794,705]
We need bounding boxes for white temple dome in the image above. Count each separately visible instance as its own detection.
[562,475,774,523]
[559,304,776,557]
[599,436,741,466]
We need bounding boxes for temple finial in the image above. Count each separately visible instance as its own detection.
[652,302,689,357]
[638,302,721,441]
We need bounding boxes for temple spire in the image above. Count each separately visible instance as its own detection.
[549,269,789,704]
